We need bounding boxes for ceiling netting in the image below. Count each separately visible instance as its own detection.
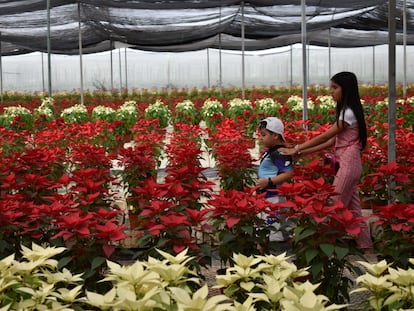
[1,0,414,55]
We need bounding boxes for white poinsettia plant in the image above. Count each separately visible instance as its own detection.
[0,243,358,311]
[201,98,224,119]
[227,98,253,118]
[144,99,171,128]
[92,105,117,122]
[255,97,282,116]
[34,97,55,121]
[287,95,314,111]
[352,258,414,311]
[173,99,198,124]
[60,103,89,123]
[315,95,336,110]
[0,105,33,129]
[215,252,347,311]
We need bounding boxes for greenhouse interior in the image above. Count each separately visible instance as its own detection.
[0,1,414,311]
[1,0,414,92]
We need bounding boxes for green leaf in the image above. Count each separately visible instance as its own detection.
[311,261,323,278]
[220,231,236,244]
[334,246,349,260]
[296,228,316,242]
[241,225,253,236]
[305,249,319,264]
[57,256,72,270]
[91,256,105,270]
[320,243,334,257]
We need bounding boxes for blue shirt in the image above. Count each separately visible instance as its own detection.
[258,145,293,198]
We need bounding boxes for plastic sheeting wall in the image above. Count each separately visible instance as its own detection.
[2,44,413,92]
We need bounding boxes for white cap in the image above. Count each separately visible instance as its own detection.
[261,117,285,141]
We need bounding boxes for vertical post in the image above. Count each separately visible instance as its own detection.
[301,0,308,122]
[240,0,245,99]
[218,5,222,88]
[46,0,52,97]
[388,0,397,201]
[207,48,210,88]
[0,33,3,104]
[290,45,293,86]
[41,53,45,92]
[403,0,407,98]
[118,48,122,90]
[124,48,128,91]
[372,46,375,84]
[328,28,331,79]
[110,41,113,90]
[78,1,84,105]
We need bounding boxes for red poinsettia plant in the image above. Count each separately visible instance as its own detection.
[0,120,127,291]
[208,118,256,191]
[275,166,366,304]
[206,187,280,267]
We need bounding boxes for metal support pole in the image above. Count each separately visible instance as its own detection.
[403,0,407,98]
[78,1,84,104]
[388,0,397,201]
[41,53,45,92]
[207,48,211,88]
[218,6,222,88]
[124,48,128,91]
[0,34,3,104]
[301,0,308,122]
[46,0,52,96]
[118,48,122,90]
[328,28,331,79]
[110,41,113,90]
[373,46,376,84]
[240,0,245,99]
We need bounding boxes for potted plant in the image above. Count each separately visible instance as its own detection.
[201,98,224,131]
[144,99,171,128]
[60,103,89,123]
[0,105,34,131]
[172,99,199,125]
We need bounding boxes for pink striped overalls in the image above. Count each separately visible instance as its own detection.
[333,126,372,250]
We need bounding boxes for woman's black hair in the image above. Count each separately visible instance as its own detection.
[331,71,367,149]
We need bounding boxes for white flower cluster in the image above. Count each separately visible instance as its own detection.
[228,98,252,110]
[117,100,138,120]
[201,99,223,119]
[175,99,195,112]
[376,99,388,107]
[145,100,170,116]
[407,96,414,104]
[145,100,171,127]
[34,97,55,119]
[255,97,281,114]
[60,103,88,123]
[3,105,32,119]
[316,95,336,110]
[92,105,116,121]
[287,95,314,111]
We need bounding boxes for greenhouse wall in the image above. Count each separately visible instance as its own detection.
[1,44,414,93]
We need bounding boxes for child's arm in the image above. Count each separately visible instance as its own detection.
[257,170,293,190]
[300,137,335,156]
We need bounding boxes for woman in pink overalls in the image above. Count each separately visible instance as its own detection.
[279,71,372,252]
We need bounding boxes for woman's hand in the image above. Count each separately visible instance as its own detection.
[278,147,296,156]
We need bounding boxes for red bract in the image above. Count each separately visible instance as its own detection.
[208,188,270,228]
[276,176,363,239]
[209,118,255,190]
[374,203,414,231]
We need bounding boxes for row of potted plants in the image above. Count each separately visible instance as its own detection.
[0,87,413,307]
[2,242,414,311]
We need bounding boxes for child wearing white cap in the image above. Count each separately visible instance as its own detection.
[257,117,293,242]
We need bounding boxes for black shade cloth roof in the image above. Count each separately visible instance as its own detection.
[0,0,413,55]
